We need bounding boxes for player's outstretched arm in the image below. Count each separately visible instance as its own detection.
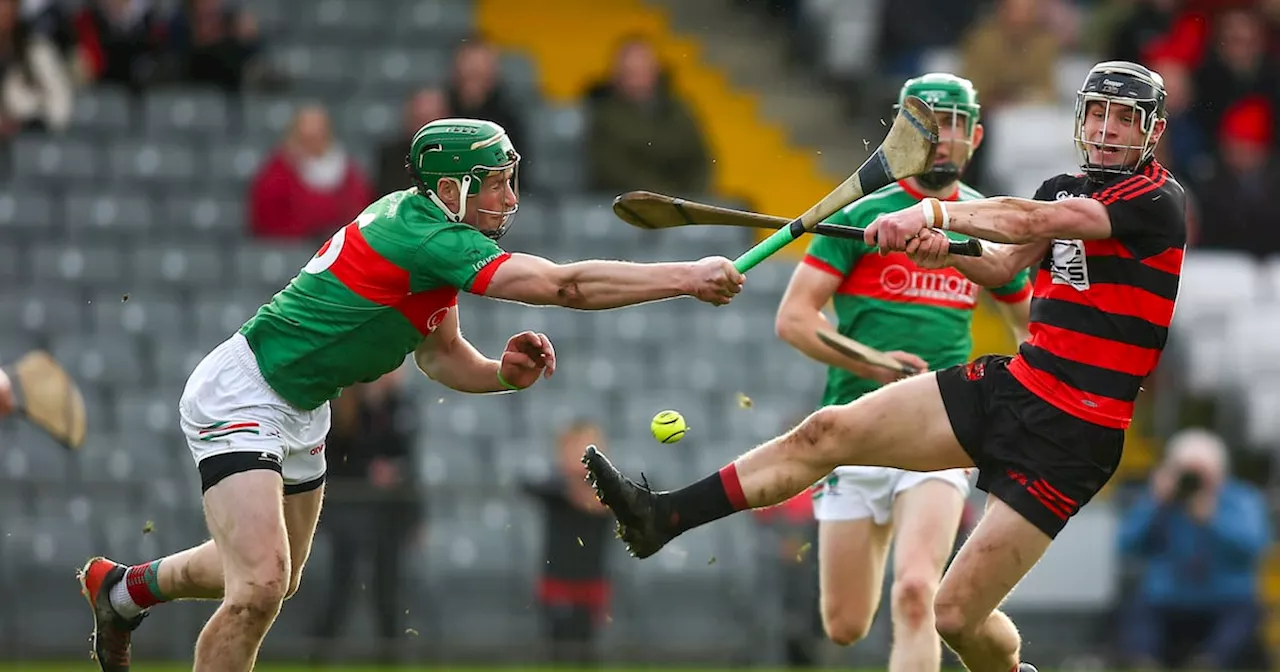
[775,264,922,382]
[414,308,555,393]
[481,253,743,309]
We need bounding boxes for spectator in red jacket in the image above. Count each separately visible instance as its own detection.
[248,104,373,242]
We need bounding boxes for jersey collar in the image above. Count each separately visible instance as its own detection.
[897,179,960,202]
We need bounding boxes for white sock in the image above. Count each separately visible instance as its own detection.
[109,577,145,619]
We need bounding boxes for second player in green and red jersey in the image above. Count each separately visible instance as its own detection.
[803,178,1031,405]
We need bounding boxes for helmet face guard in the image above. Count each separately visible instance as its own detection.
[1073,61,1167,180]
[895,73,982,191]
[406,119,521,240]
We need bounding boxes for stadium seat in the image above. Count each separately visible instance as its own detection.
[64,190,155,241]
[1169,249,1262,395]
[0,189,56,240]
[143,88,231,137]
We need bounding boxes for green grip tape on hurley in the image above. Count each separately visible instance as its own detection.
[733,223,802,274]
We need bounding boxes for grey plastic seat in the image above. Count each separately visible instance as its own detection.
[153,342,209,387]
[209,142,268,186]
[90,291,187,339]
[109,141,199,185]
[11,136,101,181]
[49,335,144,388]
[64,191,154,240]
[143,88,230,137]
[270,44,359,85]
[240,95,302,138]
[337,96,398,141]
[30,244,124,287]
[233,244,313,289]
[160,193,246,240]
[191,295,263,338]
[0,289,86,336]
[130,246,225,288]
[69,84,133,133]
[362,49,448,88]
[392,0,475,41]
[0,188,56,239]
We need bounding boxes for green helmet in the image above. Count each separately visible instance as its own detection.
[896,73,982,190]
[406,118,521,239]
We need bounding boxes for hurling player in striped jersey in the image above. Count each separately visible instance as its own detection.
[584,60,1186,672]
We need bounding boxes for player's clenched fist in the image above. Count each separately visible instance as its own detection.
[499,331,556,389]
[687,256,744,306]
[864,208,927,254]
[905,228,955,269]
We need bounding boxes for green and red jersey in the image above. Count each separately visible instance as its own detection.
[804,180,1032,406]
[240,189,510,410]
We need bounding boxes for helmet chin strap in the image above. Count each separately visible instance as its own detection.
[426,176,473,223]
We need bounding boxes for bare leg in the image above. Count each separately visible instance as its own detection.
[583,374,975,559]
[155,484,326,601]
[736,375,973,508]
[192,471,291,672]
[817,518,893,646]
[887,479,968,672]
[934,496,1052,672]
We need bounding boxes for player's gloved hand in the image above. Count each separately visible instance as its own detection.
[687,256,744,306]
[499,331,556,390]
[866,351,928,386]
[865,208,927,254]
[905,228,955,269]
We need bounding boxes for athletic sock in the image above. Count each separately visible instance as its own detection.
[662,463,750,535]
[109,560,167,619]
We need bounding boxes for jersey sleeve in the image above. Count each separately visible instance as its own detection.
[1093,174,1187,254]
[986,265,1033,303]
[414,224,512,293]
[1031,176,1064,202]
[801,205,874,279]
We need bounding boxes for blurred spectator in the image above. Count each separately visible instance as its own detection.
[959,0,1059,109]
[522,420,615,666]
[1118,428,1271,671]
[0,0,72,137]
[1151,57,1209,178]
[166,0,262,91]
[1096,0,1185,66]
[1190,6,1280,150]
[248,104,373,242]
[447,38,527,163]
[585,36,711,195]
[875,0,980,79]
[72,0,169,90]
[376,87,449,196]
[21,0,75,55]
[311,366,422,665]
[1189,95,1280,257]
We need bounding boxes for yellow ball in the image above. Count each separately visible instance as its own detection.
[651,410,688,444]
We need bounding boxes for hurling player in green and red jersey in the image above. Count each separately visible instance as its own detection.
[774,74,1030,672]
[77,118,744,671]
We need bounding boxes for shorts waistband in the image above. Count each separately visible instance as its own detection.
[226,333,279,401]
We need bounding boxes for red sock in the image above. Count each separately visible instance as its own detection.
[123,560,167,609]
[665,462,750,535]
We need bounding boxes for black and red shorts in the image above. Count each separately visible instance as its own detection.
[936,354,1125,539]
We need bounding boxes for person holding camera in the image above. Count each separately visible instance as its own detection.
[1118,428,1272,670]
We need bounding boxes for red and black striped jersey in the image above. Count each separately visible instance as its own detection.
[1007,160,1186,430]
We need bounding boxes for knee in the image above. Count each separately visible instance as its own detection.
[891,574,938,631]
[822,602,873,647]
[227,562,289,622]
[790,408,848,468]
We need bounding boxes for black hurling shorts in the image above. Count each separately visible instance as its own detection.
[936,354,1125,539]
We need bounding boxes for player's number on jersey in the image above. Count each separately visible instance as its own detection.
[302,213,376,275]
